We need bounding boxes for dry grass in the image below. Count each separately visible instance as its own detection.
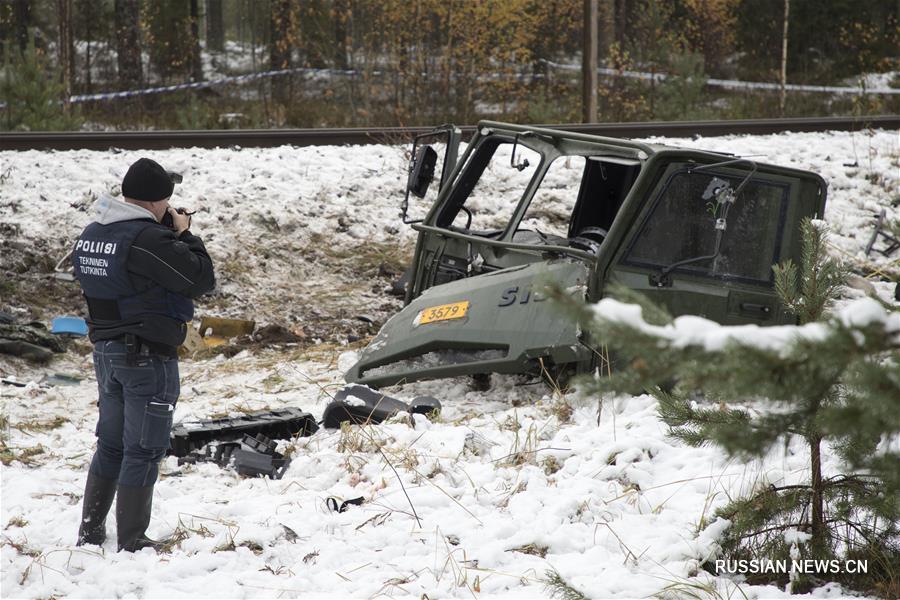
[4,516,28,529]
[0,411,9,445]
[391,445,421,471]
[498,420,540,468]
[310,234,414,276]
[337,422,389,454]
[0,537,41,558]
[238,540,265,555]
[550,399,574,424]
[509,543,549,558]
[14,416,68,433]
[542,456,562,475]
[0,443,46,466]
[538,358,575,424]
[652,577,749,600]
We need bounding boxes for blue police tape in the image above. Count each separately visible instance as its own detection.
[5,60,892,111]
[538,59,900,96]
[0,66,360,109]
[67,66,361,104]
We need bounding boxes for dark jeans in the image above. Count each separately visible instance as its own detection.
[88,340,179,487]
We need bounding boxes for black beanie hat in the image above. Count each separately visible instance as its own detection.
[121,158,175,202]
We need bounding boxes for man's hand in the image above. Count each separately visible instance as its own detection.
[167,207,191,235]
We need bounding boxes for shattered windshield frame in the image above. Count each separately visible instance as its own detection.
[434,134,549,237]
[423,129,646,262]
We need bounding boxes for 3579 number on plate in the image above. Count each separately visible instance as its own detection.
[416,301,469,325]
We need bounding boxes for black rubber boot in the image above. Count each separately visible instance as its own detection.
[76,472,117,546]
[116,483,169,552]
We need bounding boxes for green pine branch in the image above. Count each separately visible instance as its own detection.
[773,218,848,324]
[654,387,754,448]
[543,569,589,600]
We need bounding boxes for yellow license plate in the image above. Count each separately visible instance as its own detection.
[417,301,469,325]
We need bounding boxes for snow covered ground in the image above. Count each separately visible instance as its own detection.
[0,128,897,599]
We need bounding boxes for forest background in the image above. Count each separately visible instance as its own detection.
[0,0,897,131]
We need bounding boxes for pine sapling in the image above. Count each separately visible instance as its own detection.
[771,219,848,554]
[1,37,80,131]
[561,219,899,597]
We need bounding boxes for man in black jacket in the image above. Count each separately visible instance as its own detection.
[73,158,215,551]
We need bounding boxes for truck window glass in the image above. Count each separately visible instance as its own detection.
[447,141,541,232]
[625,171,787,282]
[516,156,586,241]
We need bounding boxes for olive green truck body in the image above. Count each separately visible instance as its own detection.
[346,121,826,387]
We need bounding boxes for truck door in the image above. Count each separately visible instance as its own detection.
[606,162,826,325]
[408,136,546,301]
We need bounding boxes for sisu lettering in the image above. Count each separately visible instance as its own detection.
[498,286,518,307]
[498,285,548,307]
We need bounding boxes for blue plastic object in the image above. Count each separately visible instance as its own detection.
[50,316,88,337]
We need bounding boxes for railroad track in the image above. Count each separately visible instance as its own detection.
[1,115,897,151]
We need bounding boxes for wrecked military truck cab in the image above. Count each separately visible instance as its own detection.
[345,121,827,388]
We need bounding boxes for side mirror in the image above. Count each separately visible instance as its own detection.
[407,146,437,198]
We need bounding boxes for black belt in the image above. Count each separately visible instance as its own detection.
[116,334,178,363]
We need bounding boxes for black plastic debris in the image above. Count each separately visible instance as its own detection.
[176,434,292,479]
[0,319,66,363]
[168,407,317,457]
[389,268,413,297]
[326,496,364,513]
[0,340,55,362]
[865,210,900,258]
[177,441,239,468]
[166,389,440,481]
[321,384,441,429]
[232,433,291,479]
[1,377,27,387]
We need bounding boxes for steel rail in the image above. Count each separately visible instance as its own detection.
[1,115,897,151]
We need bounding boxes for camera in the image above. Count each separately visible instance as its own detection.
[161,207,196,229]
